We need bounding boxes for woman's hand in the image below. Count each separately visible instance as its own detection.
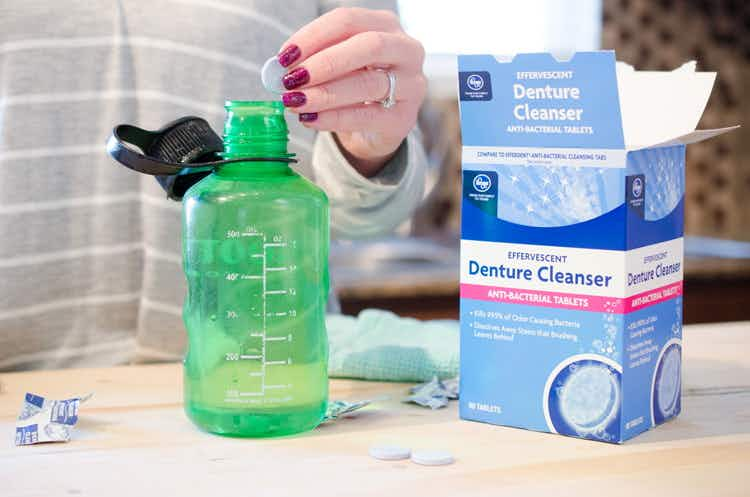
[276,7,426,177]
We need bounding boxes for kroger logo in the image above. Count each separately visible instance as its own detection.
[473,174,492,192]
[632,177,643,198]
[466,74,484,91]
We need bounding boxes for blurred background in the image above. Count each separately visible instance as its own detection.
[333,0,750,324]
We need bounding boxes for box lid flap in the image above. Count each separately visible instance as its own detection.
[616,61,734,149]
[642,125,740,149]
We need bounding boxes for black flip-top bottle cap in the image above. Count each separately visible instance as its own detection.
[106,116,296,200]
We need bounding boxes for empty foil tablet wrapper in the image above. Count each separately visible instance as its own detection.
[323,396,388,422]
[406,376,459,409]
[15,393,92,446]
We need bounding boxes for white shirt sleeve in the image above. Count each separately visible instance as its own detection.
[311,130,427,239]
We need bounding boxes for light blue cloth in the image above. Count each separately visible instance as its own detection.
[326,309,459,382]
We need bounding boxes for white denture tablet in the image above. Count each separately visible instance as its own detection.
[410,450,455,466]
[369,445,411,461]
[261,56,287,94]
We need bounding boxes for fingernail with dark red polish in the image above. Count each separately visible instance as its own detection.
[283,67,309,90]
[282,91,306,108]
[299,112,318,123]
[277,44,301,67]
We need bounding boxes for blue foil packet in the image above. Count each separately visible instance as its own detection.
[15,393,92,446]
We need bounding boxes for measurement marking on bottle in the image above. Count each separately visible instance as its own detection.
[223,232,296,401]
[261,235,268,395]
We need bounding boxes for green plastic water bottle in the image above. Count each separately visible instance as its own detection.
[182,101,330,437]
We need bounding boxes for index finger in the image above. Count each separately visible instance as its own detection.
[279,7,401,65]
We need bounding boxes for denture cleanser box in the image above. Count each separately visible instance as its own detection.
[457,52,737,443]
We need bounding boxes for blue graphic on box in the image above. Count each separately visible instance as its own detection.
[627,146,685,221]
[624,146,686,249]
[463,170,498,218]
[461,157,685,250]
[461,188,627,250]
[459,71,493,101]
[459,295,682,443]
[459,299,624,437]
[620,296,683,439]
[626,174,646,218]
[458,52,624,150]
[653,342,682,424]
[491,163,624,227]
[545,356,622,442]
[625,197,684,250]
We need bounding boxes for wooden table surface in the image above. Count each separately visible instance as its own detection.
[1,321,749,497]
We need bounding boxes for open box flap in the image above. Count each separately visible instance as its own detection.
[616,61,724,150]
[642,125,740,149]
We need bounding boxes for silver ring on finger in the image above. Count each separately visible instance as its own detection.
[375,69,397,109]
